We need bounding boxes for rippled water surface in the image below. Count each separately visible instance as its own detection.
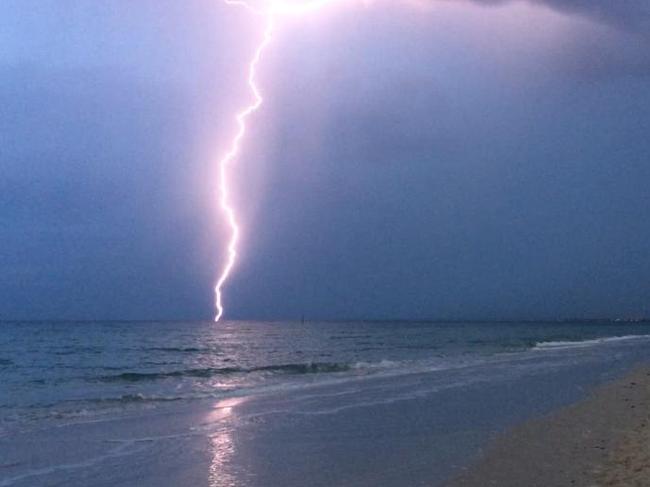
[4,320,650,487]
[3,320,650,428]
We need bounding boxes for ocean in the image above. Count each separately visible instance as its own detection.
[2,320,650,486]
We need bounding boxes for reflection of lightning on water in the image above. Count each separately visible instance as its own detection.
[207,398,247,485]
[214,0,344,322]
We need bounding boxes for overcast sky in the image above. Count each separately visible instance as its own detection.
[1,0,649,321]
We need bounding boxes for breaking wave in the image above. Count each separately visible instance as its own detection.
[97,362,358,383]
[146,347,206,353]
[533,334,650,351]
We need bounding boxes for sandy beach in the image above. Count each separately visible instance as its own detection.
[449,366,650,487]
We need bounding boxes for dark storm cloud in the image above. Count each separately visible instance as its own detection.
[463,0,650,30]
[533,0,649,30]
[461,0,650,79]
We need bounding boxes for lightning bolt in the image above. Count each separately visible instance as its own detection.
[214,6,274,323]
[215,0,350,322]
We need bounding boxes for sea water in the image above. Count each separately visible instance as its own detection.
[1,320,650,486]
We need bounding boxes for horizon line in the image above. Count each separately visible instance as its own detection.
[1,317,649,324]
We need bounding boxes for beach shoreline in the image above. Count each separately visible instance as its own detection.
[3,322,650,486]
[448,365,650,487]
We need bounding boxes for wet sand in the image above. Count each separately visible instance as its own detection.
[449,366,650,487]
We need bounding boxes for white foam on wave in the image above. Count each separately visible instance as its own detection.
[351,359,399,370]
[533,334,650,351]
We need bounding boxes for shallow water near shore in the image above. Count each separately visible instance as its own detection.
[2,320,650,486]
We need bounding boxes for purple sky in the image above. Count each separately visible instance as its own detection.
[1,0,650,320]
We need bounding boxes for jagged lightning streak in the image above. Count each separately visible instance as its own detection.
[214,7,274,323]
[215,0,346,322]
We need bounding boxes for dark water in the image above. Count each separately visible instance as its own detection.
[2,320,650,486]
[3,320,650,428]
